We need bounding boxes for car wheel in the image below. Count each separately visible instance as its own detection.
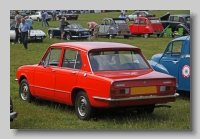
[144,34,149,38]
[75,91,95,120]
[19,79,34,102]
[49,31,54,39]
[66,33,71,40]
[37,17,40,22]
[126,17,130,22]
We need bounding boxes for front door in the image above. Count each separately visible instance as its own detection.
[159,41,183,89]
[33,48,62,99]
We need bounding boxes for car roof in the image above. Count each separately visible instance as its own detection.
[172,35,190,42]
[171,14,190,17]
[50,42,139,52]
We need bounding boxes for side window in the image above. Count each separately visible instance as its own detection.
[62,49,82,69]
[134,19,139,24]
[165,41,182,57]
[44,48,62,66]
[139,19,145,24]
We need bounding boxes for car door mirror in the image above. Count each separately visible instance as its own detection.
[42,60,47,68]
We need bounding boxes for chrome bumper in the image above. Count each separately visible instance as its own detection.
[10,112,18,120]
[93,93,179,101]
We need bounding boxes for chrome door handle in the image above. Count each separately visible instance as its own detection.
[52,70,56,72]
[71,72,76,74]
[172,60,178,64]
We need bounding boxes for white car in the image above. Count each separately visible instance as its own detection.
[126,11,155,21]
[10,24,47,43]
[29,11,52,22]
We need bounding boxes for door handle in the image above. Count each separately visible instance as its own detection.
[52,70,56,72]
[71,72,76,74]
[172,60,178,64]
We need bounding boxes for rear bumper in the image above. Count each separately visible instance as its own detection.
[93,93,179,101]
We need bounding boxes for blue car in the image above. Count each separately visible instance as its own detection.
[149,36,190,92]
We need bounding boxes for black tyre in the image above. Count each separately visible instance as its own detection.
[19,79,34,102]
[144,34,149,38]
[66,33,71,40]
[49,31,54,39]
[37,17,40,22]
[75,91,95,120]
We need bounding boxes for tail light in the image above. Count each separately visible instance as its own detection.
[111,88,130,96]
[160,86,176,92]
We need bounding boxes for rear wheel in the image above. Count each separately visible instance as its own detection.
[37,17,40,22]
[75,91,95,120]
[144,34,149,38]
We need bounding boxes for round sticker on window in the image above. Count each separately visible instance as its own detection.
[182,65,190,78]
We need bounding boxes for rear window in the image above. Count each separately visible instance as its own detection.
[89,50,150,71]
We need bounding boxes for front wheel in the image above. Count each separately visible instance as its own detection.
[66,33,71,40]
[19,79,34,102]
[75,91,95,120]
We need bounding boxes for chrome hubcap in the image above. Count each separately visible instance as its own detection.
[77,96,87,116]
[20,83,28,100]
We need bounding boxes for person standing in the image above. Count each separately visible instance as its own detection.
[44,10,49,26]
[18,18,30,50]
[87,21,99,41]
[41,11,47,27]
[12,11,22,44]
[25,16,34,29]
[59,17,66,40]
[119,12,126,18]
[52,10,56,21]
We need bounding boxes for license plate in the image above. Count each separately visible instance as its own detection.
[121,31,127,34]
[36,37,42,39]
[131,86,157,95]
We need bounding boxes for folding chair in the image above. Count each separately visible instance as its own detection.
[164,28,172,37]
[176,28,183,36]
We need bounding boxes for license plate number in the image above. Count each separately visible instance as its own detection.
[131,86,157,95]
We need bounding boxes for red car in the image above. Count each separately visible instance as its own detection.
[15,42,179,120]
[129,17,164,38]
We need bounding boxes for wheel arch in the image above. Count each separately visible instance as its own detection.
[71,88,87,106]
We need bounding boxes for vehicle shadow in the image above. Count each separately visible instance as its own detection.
[31,98,170,122]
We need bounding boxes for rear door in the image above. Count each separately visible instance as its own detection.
[54,48,81,103]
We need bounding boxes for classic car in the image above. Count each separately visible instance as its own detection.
[160,13,190,36]
[47,22,91,40]
[98,18,131,39]
[10,24,47,43]
[15,42,179,120]
[57,11,79,20]
[128,17,164,38]
[148,35,190,92]
[126,11,155,21]
[10,97,18,122]
[29,11,52,21]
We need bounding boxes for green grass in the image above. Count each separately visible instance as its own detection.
[10,10,190,130]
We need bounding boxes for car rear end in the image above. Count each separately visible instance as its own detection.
[113,18,131,36]
[148,17,164,35]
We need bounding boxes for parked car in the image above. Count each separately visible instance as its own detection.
[57,11,79,20]
[98,18,131,39]
[148,35,190,92]
[128,17,164,38]
[126,11,155,21]
[159,13,190,36]
[10,10,28,19]
[15,42,179,120]
[29,11,52,21]
[47,22,91,40]
[10,97,18,122]
[10,24,47,43]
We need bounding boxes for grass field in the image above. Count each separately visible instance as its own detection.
[10,10,190,129]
